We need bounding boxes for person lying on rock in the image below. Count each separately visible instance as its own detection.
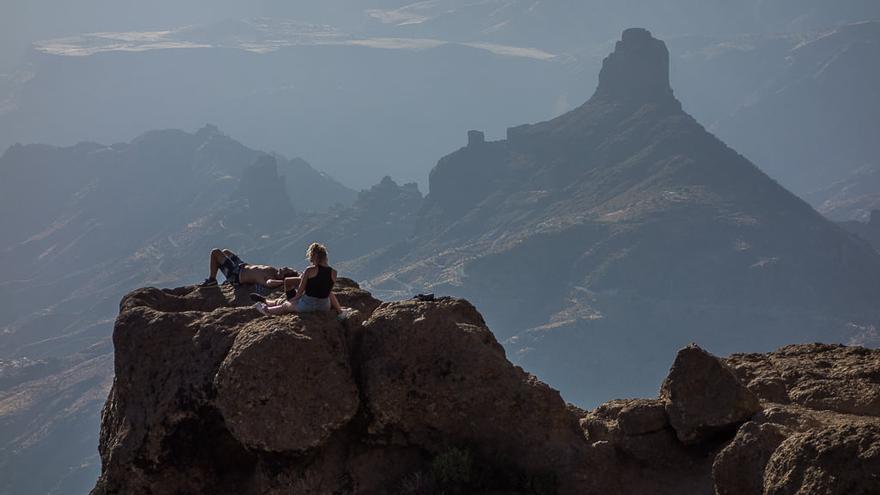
[200,248,298,288]
[252,242,343,315]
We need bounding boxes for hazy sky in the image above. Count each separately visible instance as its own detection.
[0,1,382,70]
[5,0,879,71]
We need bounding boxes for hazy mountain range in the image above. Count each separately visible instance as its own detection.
[352,28,880,406]
[6,26,880,494]
[2,2,880,494]
[2,11,878,204]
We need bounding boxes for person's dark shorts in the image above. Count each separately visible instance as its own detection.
[219,253,246,285]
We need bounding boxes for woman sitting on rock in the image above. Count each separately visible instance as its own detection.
[253,242,342,315]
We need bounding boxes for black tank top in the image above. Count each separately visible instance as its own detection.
[305,265,334,298]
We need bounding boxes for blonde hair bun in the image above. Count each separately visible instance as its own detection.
[306,243,329,263]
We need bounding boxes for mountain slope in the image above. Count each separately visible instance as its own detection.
[361,28,880,405]
[711,21,880,196]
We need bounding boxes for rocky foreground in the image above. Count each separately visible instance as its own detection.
[91,280,880,495]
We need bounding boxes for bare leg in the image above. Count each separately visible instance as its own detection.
[259,277,301,305]
[284,277,301,293]
[329,292,342,312]
[279,277,302,305]
[208,248,226,281]
[265,300,296,315]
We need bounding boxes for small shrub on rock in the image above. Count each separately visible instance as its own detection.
[431,447,473,493]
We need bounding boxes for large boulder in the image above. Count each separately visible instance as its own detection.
[95,289,254,493]
[214,313,359,452]
[660,344,760,444]
[617,399,669,436]
[333,277,382,316]
[358,298,586,478]
[584,399,679,460]
[763,423,880,495]
[712,420,788,495]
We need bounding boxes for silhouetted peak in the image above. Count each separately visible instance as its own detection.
[196,123,222,138]
[594,28,673,103]
[358,175,422,203]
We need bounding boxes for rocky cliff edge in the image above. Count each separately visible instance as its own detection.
[91,281,880,494]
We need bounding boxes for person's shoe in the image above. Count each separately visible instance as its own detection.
[336,307,355,321]
[249,293,267,304]
[254,303,270,316]
[199,278,217,287]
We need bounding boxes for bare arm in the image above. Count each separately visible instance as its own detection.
[329,269,341,311]
[265,278,284,288]
[290,267,314,302]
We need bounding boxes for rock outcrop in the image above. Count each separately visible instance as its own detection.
[358,299,586,476]
[661,344,761,444]
[594,27,674,103]
[91,281,880,495]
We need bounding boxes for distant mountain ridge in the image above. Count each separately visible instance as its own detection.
[357,28,880,405]
[4,12,879,199]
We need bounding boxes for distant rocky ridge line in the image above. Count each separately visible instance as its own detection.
[91,280,880,494]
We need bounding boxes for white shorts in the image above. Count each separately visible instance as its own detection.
[296,294,331,312]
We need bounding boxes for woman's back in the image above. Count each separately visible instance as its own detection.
[305,265,334,299]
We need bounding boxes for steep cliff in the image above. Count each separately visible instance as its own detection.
[91,281,880,494]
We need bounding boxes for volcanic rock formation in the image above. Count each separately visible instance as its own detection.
[361,27,880,407]
[91,281,880,494]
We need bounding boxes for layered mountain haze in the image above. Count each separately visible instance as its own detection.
[4,10,879,202]
[0,125,358,364]
[840,210,880,254]
[2,10,880,494]
[708,21,880,201]
[0,17,574,188]
[0,126,355,495]
[358,28,880,405]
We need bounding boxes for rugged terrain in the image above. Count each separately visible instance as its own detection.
[91,280,880,494]
[357,28,880,405]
